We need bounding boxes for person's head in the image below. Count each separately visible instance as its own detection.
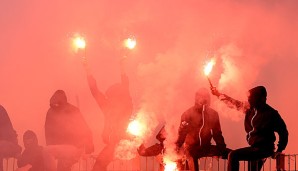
[23,130,38,149]
[248,86,267,108]
[194,88,210,109]
[50,90,68,108]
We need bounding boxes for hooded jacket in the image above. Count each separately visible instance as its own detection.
[244,104,288,152]
[0,105,18,144]
[219,86,288,152]
[45,90,94,153]
[176,106,226,150]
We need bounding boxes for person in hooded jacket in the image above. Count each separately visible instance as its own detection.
[176,88,230,171]
[211,85,288,171]
[82,58,133,171]
[17,130,56,171]
[0,105,22,171]
[45,90,94,171]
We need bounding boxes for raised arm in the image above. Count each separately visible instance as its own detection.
[211,87,248,112]
[82,57,108,109]
[120,57,129,89]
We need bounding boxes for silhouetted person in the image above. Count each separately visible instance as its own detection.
[17,130,56,171]
[45,90,94,171]
[211,86,288,171]
[83,58,133,171]
[0,105,22,171]
[176,88,230,171]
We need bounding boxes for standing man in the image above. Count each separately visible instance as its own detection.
[176,88,230,171]
[45,90,94,171]
[83,58,133,171]
[211,86,288,171]
[0,105,22,171]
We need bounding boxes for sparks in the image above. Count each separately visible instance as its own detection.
[124,37,137,49]
[203,58,216,76]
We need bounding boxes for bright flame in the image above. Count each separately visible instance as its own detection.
[164,158,178,171]
[124,37,137,49]
[73,36,86,49]
[204,58,216,76]
[127,119,145,137]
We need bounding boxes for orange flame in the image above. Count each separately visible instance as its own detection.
[73,36,86,49]
[164,158,178,171]
[203,58,216,76]
[127,119,145,137]
[124,37,137,49]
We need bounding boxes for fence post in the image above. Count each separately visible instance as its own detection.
[276,153,285,171]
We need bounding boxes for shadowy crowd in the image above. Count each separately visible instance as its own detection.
[0,58,288,171]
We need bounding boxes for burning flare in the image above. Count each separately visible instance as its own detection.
[203,58,216,76]
[124,37,137,49]
[127,119,145,137]
[164,158,178,171]
[73,36,86,49]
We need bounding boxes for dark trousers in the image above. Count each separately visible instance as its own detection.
[228,146,273,171]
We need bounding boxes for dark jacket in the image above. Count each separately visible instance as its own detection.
[220,93,288,152]
[0,105,22,157]
[17,146,44,171]
[87,74,133,144]
[45,90,94,153]
[0,105,18,143]
[176,106,226,150]
[245,104,288,152]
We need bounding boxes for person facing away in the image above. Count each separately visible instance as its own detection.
[211,85,288,171]
[176,88,230,171]
[82,58,133,171]
[0,105,22,171]
[45,90,94,171]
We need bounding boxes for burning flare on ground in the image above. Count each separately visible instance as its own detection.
[164,157,178,171]
[124,37,137,50]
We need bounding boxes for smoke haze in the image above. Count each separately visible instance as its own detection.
[0,0,297,160]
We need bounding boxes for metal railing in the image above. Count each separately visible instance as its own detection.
[3,154,297,171]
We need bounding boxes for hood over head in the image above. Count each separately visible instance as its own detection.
[195,87,211,108]
[23,130,38,149]
[50,90,68,108]
[248,86,267,108]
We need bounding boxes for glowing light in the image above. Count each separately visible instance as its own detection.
[164,158,178,171]
[73,36,86,49]
[124,37,137,49]
[204,58,216,76]
[127,119,145,137]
